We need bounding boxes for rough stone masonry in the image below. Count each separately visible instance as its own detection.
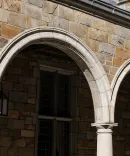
[0,0,130,156]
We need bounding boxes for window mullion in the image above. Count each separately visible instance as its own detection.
[53,120,57,156]
[54,72,58,116]
[53,72,58,156]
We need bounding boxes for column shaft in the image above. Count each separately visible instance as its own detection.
[97,129,113,156]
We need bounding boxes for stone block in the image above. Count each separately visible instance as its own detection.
[79,122,90,131]
[13,83,23,91]
[113,58,125,67]
[93,18,105,30]
[126,151,130,155]
[0,129,9,136]
[3,81,13,90]
[25,117,33,124]
[0,118,8,125]
[89,28,108,43]
[49,16,69,31]
[25,124,35,130]
[75,11,92,27]
[15,103,25,112]
[19,148,34,156]
[104,21,116,34]
[58,5,74,21]
[9,91,27,103]
[11,57,28,67]
[13,138,26,147]
[7,119,24,129]
[43,1,58,14]
[21,130,34,137]
[8,110,20,119]
[3,0,21,13]
[78,139,89,149]
[106,56,112,61]
[29,61,38,67]
[19,78,36,85]
[24,104,36,112]
[1,24,23,39]
[26,17,40,28]
[22,67,32,77]
[28,93,36,98]
[8,102,15,110]
[0,8,9,22]
[88,28,97,40]
[116,47,130,59]
[106,60,112,66]
[9,12,26,28]
[21,3,42,20]
[4,75,18,82]
[97,31,108,43]
[8,147,19,156]
[110,67,118,75]
[115,25,128,38]
[99,43,116,56]
[23,85,36,93]
[0,37,8,48]
[29,0,43,7]
[0,136,12,146]
[109,34,124,47]
[125,40,130,50]
[78,132,95,140]
[0,147,8,156]
[9,129,21,137]
[7,67,22,75]
[28,98,35,104]
[69,21,87,37]
[27,138,35,147]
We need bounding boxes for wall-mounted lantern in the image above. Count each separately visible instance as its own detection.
[0,86,8,116]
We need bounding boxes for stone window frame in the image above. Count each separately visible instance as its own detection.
[35,62,78,156]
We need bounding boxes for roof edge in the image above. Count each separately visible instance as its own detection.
[48,0,130,29]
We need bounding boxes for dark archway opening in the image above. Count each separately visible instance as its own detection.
[0,44,96,156]
[114,73,130,156]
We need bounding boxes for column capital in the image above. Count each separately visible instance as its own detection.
[91,123,118,129]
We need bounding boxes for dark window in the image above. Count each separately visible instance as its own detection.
[39,71,70,117]
[38,119,52,156]
[39,71,54,116]
[57,121,70,156]
[38,70,71,156]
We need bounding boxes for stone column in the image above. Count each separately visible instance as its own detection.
[92,123,118,156]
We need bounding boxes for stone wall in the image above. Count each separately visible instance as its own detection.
[0,46,96,156]
[118,1,130,11]
[0,0,130,83]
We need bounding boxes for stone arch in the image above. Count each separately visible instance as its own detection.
[111,59,130,123]
[0,27,110,123]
